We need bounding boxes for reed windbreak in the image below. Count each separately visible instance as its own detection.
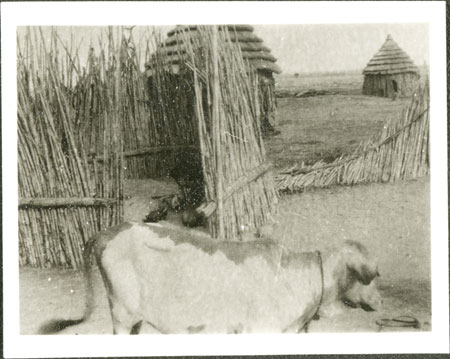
[18,28,125,268]
[276,83,430,193]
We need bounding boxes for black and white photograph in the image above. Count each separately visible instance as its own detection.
[2,1,448,357]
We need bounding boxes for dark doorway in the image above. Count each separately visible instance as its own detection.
[392,80,398,93]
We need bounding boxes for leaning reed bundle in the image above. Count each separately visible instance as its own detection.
[275,83,429,193]
[182,26,278,240]
[17,27,123,268]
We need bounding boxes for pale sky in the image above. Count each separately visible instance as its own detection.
[253,23,429,73]
[17,24,429,74]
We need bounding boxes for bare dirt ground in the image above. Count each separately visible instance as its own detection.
[20,176,430,334]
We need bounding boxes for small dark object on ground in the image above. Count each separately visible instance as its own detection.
[376,316,420,331]
[181,207,204,228]
[295,89,331,98]
[275,89,335,99]
[153,193,184,212]
[143,202,169,223]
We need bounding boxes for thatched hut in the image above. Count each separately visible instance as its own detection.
[362,35,420,98]
[145,25,281,134]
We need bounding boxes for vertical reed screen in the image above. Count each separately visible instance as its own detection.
[18,28,123,268]
[182,26,278,240]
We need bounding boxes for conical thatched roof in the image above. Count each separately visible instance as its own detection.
[363,35,419,75]
[146,25,281,74]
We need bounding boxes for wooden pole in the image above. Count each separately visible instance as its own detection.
[19,197,118,208]
[212,26,224,239]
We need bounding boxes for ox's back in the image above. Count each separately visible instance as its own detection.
[97,222,323,334]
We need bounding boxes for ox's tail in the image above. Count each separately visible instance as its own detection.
[38,236,97,334]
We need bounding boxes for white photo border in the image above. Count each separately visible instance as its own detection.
[2,1,448,357]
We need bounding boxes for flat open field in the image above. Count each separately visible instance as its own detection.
[275,72,364,95]
[19,72,430,335]
[267,95,410,169]
[268,72,414,168]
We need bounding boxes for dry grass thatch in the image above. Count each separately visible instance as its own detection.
[363,35,420,75]
[146,25,281,75]
[275,82,429,193]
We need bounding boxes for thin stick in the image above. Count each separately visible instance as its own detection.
[212,26,225,239]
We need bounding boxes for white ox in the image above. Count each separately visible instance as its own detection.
[39,222,382,334]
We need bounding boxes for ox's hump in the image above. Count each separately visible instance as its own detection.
[141,223,284,267]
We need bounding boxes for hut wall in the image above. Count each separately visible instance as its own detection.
[363,73,419,98]
[394,72,420,96]
[258,71,278,130]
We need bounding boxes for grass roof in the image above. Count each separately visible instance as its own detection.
[146,25,281,74]
[363,35,419,75]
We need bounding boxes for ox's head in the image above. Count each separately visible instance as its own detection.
[326,241,382,313]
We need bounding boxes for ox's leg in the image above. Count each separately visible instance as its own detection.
[98,267,138,334]
[130,320,143,335]
[111,302,137,334]
[104,261,142,335]
[111,310,143,335]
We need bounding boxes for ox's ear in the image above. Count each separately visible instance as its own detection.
[344,241,379,285]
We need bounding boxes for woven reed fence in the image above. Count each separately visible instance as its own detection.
[177,26,278,240]
[18,28,124,268]
[69,30,187,180]
[275,83,429,193]
[65,28,192,180]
